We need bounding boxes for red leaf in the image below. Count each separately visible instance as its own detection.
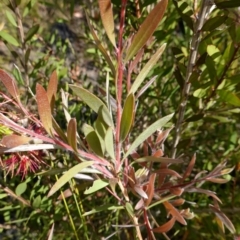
[36,84,53,135]
[47,70,58,111]
[163,201,187,225]
[144,173,156,207]
[125,0,168,61]
[0,69,19,100]
[1,134,31,148]
[153,217,176,233]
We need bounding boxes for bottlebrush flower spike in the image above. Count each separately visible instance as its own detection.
[4,152,44,179]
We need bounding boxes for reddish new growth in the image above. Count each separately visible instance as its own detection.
[4,151,45,179]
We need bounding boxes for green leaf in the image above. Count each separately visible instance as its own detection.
[67,118,78,152]
[98,0,116,47]
[25,24,39,43]
[70,85,113,127]
[133,156,183,164]
[48,161,94,197]
[217,90,240,107]
[0,31,19,46]
[12,65,24,86]
[83,204,123,216]
[105,127,115,161]
[193,88,209,98]
[129,44,166,95]
[214,0,240,8]
[15,182,27,196]
[36,84,53,135]
[32,195,41,208]
[125,0,168,62]
[124,113,174,158]
[6,10,17,27]
[84,179,109,194]
[125,202,134,218]
[202,15,227,32]
[82,123,104,156]
[120,93,135,141]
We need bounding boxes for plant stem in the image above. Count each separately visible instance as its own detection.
[116,0,127,171]
[9,0,30,87]
[171,0,213,158]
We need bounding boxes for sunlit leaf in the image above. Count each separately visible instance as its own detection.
[5,10,17,27]
[1,134,31,148]
[36,84,53,135]
[98,0,116,47]
[105,127,115,161]
[134,156,183,164]
[163,201,186,225]
[47,70,58,106]
[144,173,156,206]
[84,179,109,194]
[0,31,19,46]
[182,153,196,181]
[217,89,240,107]
[85,11,115,76]
[48,161,94,197]
[0,69,20,100]
[15,182,27,196]
[153,217,176,233]
[125,0,168,62]
[70,85,113,127]
[120,93,135,141]
[124,113,173,158]
[129,44,166,95]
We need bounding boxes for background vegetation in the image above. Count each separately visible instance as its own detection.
[0,0,240,239]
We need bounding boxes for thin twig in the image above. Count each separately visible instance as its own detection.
[171,0,213,158]
[9,0,30,88]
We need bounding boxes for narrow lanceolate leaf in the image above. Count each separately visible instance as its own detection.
[125,0,168,62]
[25,24,40,43]
[182,153,196,182]
[163,201,187,225]
[129,44,166,95]
[1,134,31,148]
[70,85,113,127]
[98,0,116,47]
[0,31,19,46]
[0,69,20,100]
[144,173,156,207]
[153,217,176,233]
[217,89,240,107]
[36,84,53,135]
[85,11,115,76]
[105,127,115,161]
[120,93,135,141]
[48,161,94,197]
[210,205,236,234]
[47,70,58,103]
[67,118,77,152]
[84,179,109,194]
[82,123,104,157]
[124,113,173,158]
[134,156,183,164]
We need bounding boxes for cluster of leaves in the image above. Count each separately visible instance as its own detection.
[0,0,240,239]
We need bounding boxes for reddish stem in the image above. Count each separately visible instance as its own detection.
[116,0,127,171]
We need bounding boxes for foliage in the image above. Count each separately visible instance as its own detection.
[0,0,240,239]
